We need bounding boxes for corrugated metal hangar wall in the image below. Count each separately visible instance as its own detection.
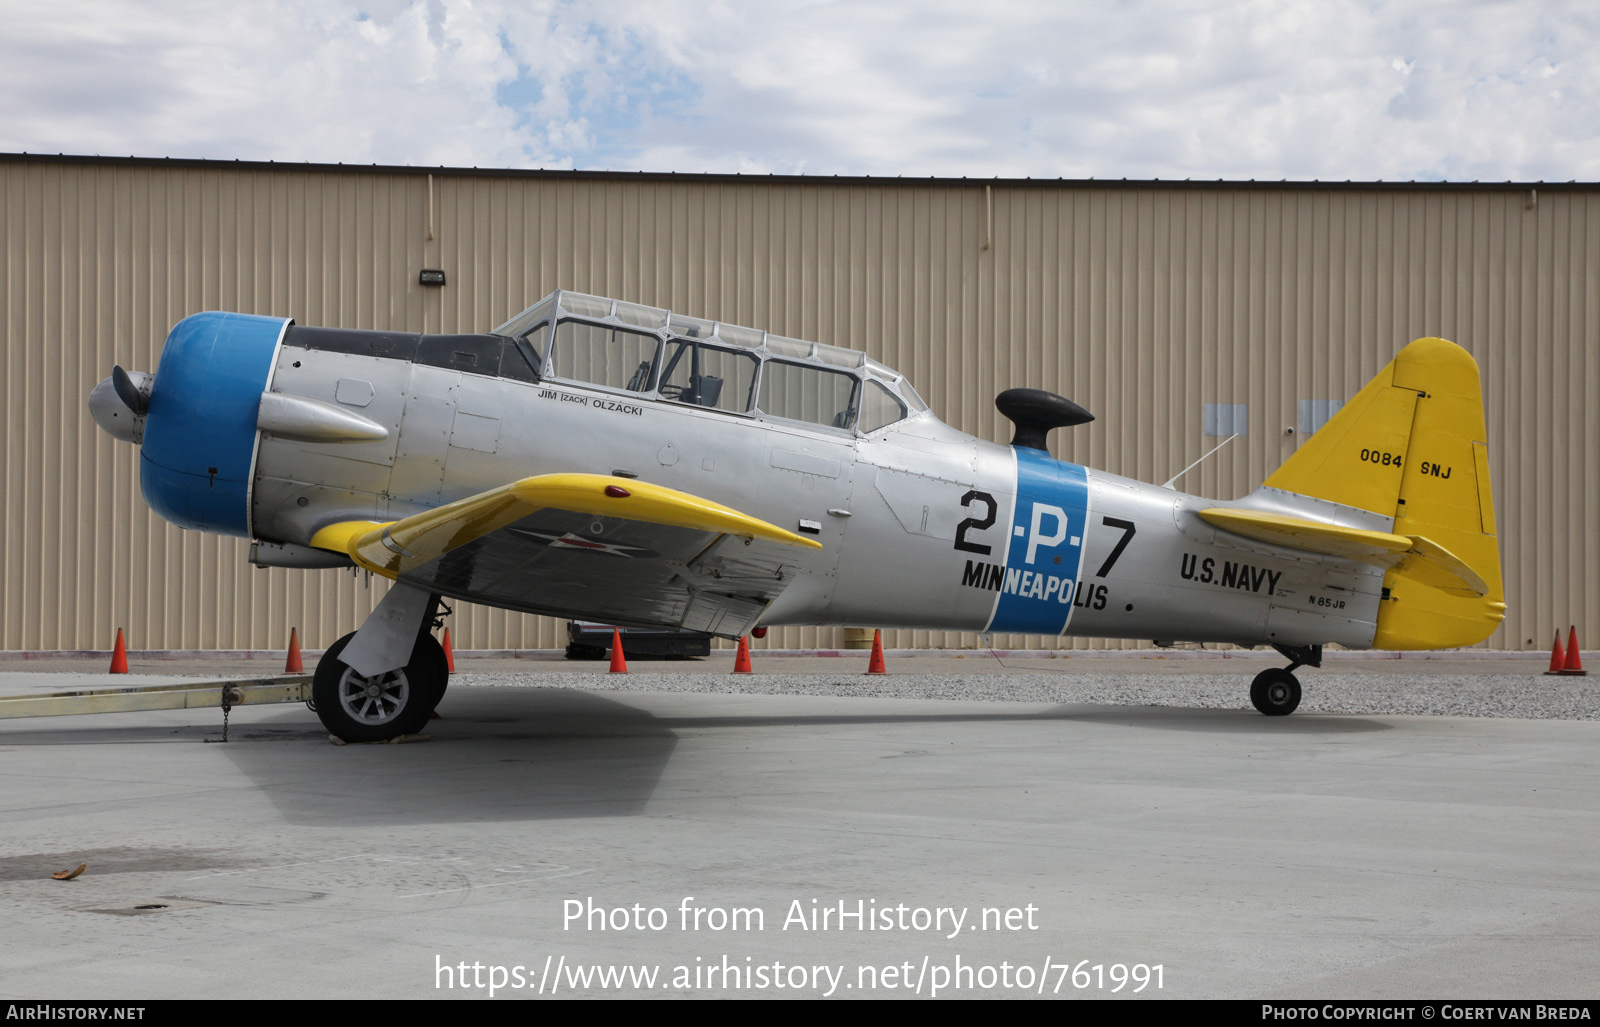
[3,154,1595,652]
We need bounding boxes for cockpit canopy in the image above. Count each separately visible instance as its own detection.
[494,290,929,434]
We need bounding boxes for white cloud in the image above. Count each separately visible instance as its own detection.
[0,0,533,165]
[0,0,1596,180]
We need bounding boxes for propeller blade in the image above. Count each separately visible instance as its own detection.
[111,365,149,415]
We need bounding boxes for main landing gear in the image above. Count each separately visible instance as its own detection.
[1249,644,1321,717]
[312,593,451,742]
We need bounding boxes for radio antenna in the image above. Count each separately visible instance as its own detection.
[1163,434,1239,490]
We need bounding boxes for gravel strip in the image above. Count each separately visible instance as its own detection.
[459,670,1600,720]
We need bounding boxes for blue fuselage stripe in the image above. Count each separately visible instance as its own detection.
[985,448,1092,635]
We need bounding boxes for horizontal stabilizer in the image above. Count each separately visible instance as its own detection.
[311,473,821,579]
[1198,507,1487,598]
[1395,535,1490,598]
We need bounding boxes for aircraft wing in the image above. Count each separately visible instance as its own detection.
[310,474,823,636]
[1197,507,1487,598]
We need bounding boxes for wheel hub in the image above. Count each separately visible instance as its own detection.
[337,668,410,725]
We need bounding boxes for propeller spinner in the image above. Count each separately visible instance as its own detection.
[89,366,154,444]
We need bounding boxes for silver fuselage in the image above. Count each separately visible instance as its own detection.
[250,345,1383,649]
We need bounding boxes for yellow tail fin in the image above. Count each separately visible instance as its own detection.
[1262,338,1504,649]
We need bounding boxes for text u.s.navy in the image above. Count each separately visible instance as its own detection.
[90,289,1505,740]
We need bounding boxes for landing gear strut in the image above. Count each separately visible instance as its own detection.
[312,595,450,742]
[1249,644,1321,717]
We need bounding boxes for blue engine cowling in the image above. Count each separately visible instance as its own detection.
[139,311,290,536]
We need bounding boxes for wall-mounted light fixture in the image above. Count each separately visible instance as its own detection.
[418,268,447,287]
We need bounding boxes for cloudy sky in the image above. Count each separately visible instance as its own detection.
[2,0,1595,181]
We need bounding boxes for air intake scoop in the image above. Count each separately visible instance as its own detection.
[995,388,1094,451]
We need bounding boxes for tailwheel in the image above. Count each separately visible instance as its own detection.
[313,631,448,742]
[1250,667,1302,716]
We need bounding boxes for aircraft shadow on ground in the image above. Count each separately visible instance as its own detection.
[0,688,1390,827]
[649,704,1388,735]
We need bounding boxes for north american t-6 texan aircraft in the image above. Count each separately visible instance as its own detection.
[89,289,1504,741]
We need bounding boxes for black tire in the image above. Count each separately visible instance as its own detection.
[565,643,607,661]
[313,631,448,742]
[412,633,449,715]
[1250,667,1302,716]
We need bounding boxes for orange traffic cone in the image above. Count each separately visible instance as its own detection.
[285,627,303,673]
[733,635,753,674]
[109,628,129,674]
[609,628,628,674]
[443,627,456,673]
[865,629,887,675]
[1545,630,1566,675]
[1561,625,1587,676]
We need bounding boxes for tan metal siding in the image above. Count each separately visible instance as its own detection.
[3,158,1593,652]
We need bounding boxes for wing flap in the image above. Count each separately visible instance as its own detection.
[1198,507,1486,598]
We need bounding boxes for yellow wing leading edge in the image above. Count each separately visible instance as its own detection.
[310,473,822,579]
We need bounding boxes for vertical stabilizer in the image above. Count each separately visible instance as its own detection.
[1261,338,1504,648]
